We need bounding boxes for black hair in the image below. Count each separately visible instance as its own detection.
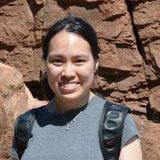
[42,14,99,61]
[41,14,99,100]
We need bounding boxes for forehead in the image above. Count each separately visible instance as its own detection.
[48,30,91,54]
[49,30,90,48]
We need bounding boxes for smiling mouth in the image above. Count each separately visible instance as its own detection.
[59,82,80,94]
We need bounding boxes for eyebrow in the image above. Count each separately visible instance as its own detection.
[48,54,64,59]
[49,53,88,57]
[74,55,88,59]
[47,53,90,61]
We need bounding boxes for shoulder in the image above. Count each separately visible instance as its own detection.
[16,105,46,120]
[121,114,139,147]
[87,95,106,113]
[91,94,106,106]
[14,105,46,131]
[94,94,129,111]
[91,95,130,119]
[101,99,139,148]
[124,114,138,135]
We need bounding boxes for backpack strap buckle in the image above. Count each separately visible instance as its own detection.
[99,101,130,160]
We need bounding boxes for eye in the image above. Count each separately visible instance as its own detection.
[73,55,88,66]
[75,58,86,65]
[77,59,86,63]
[49,58,64,66]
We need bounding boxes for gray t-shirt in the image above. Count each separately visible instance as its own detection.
[11,95,138,160]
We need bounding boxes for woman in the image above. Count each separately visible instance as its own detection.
[10,15,143,160]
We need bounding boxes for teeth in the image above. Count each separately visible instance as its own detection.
[60,82,78,87]
[64,84,76,87]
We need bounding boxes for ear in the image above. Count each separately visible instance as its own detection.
[95,60,99,73]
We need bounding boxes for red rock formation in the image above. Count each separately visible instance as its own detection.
[0,63,47,159]
[0,0,159,159]
[0,63,27,158]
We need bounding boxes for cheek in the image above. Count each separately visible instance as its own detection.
[46,65,60,84]
[77,65,95,84]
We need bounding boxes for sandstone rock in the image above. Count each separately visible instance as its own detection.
[96,71,149,114]
[148,40,160,78]
[116,71,147,91]
[0,63,47,158]
[0,63,29,157]
[99,48,142,75]
[149,86,160,113]
[133,1,160,40]
[62,0,104,5]
[5,46,35,81]
[143,41,160,81]
[0,95,11,158]
[85,0,103,2]
[35,0,45,5]
[0,0,34,47]
[98,1,142,74]
[0,0,42,82]
[42,0,66,30]
[141,121,160,160]
[0,63,28,119]
[24,84,47,109]
[0,95,8,143]
[132,114,160,160]
[99,0,127,20]
[133,0,160,81]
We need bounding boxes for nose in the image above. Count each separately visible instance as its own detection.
[61,63,75,79]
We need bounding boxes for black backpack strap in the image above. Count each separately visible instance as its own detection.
[99,101,130,160]
[14,107,42,159]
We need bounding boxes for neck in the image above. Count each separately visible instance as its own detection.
[55,92,94,113]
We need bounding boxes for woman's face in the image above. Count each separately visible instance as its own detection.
[46,30,98,103]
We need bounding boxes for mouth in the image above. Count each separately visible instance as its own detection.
[58,82,80,94]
